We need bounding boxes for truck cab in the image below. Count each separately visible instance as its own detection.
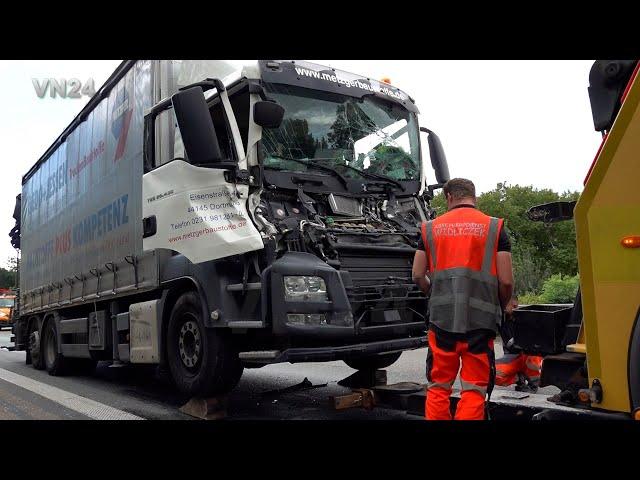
[143,61,448,370]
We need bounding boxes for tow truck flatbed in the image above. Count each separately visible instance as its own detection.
[370,383,630,420]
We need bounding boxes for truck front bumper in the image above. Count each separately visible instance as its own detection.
[266,251,425,340]
[242,336,426,365]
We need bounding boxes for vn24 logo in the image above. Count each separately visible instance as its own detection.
[32,78,96,99]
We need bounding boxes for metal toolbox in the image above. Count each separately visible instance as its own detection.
[513,304,573,355]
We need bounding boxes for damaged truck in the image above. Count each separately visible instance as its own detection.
[10,60,450,397]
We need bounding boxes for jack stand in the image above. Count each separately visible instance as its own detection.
[179,395,229,420]
[337,369,387,389]
[371,382,424,410]
[331,370,389,411]
[331,388,376,411]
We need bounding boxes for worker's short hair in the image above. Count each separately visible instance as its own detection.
[443,178,476,200]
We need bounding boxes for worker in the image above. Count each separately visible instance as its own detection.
[495,296,543,389]
[412,178,514,420]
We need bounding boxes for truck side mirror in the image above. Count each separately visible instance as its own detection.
[588,60,637,133]
[254,100,285,129]
[527,200,577,223]
[420,127,450,184]
[171,86,223,165]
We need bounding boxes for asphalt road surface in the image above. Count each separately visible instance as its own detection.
[0,328,553,420]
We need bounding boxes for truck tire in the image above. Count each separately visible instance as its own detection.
[344,352,402,371]
[167,292,243,397]
[43,320,68,376]
[28,326,45,370]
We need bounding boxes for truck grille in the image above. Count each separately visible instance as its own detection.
[339,252,413,286]
[338,251,427,332]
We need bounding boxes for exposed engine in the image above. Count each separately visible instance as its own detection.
[251,189,427,332]
[254,191,426,263]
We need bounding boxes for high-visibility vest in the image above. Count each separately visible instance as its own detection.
[421,207,504,334]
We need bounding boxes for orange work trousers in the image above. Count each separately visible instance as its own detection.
[425,328,495,420]
[495,353,543,386]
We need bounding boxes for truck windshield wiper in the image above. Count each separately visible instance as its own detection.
[264,155,349,188]
[313,158,405,191]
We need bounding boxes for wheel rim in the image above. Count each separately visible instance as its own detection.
[45,327,56,367]
[178,314,202,371]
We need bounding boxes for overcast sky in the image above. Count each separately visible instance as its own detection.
[0,60,601,268]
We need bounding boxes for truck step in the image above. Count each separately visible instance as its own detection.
[239,350,280,361]
[226,283,262,292]
[227,321,264,329]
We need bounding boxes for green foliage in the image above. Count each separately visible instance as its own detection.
[0,257,17,289]
[518,292,543,305]
[429,182,580,300]
[511,244,551,295]
[538,274,580,303]
[430,192,447,216]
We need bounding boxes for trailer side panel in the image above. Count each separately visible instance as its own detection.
[20,60,157,314]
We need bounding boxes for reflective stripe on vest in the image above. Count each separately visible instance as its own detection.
[425,214,503,333]
[422,220,436,268]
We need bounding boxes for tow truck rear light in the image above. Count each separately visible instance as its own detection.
[381,77,391,84]
[621,236,640,248]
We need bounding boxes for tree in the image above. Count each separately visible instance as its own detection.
[0,256,18,289]
[264,118,317,159]
[326,103,376,150]
[326,104,353,150]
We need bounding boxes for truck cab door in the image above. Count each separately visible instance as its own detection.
[142,82,263,264]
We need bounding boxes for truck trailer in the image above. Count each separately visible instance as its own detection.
[10,60,450,397]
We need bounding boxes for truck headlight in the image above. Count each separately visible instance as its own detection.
[283,276,328,302]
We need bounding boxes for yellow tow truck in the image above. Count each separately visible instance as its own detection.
[572,59,640,418]
[494,59,640,419]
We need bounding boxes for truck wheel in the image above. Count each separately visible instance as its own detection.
[43,321,68,376]
[344,352,402,371]
[28,327,45,370]
[167,292,243,397]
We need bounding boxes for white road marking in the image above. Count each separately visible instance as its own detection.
[0,367,144,420]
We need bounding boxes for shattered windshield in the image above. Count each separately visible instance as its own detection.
[261,84,420,182]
